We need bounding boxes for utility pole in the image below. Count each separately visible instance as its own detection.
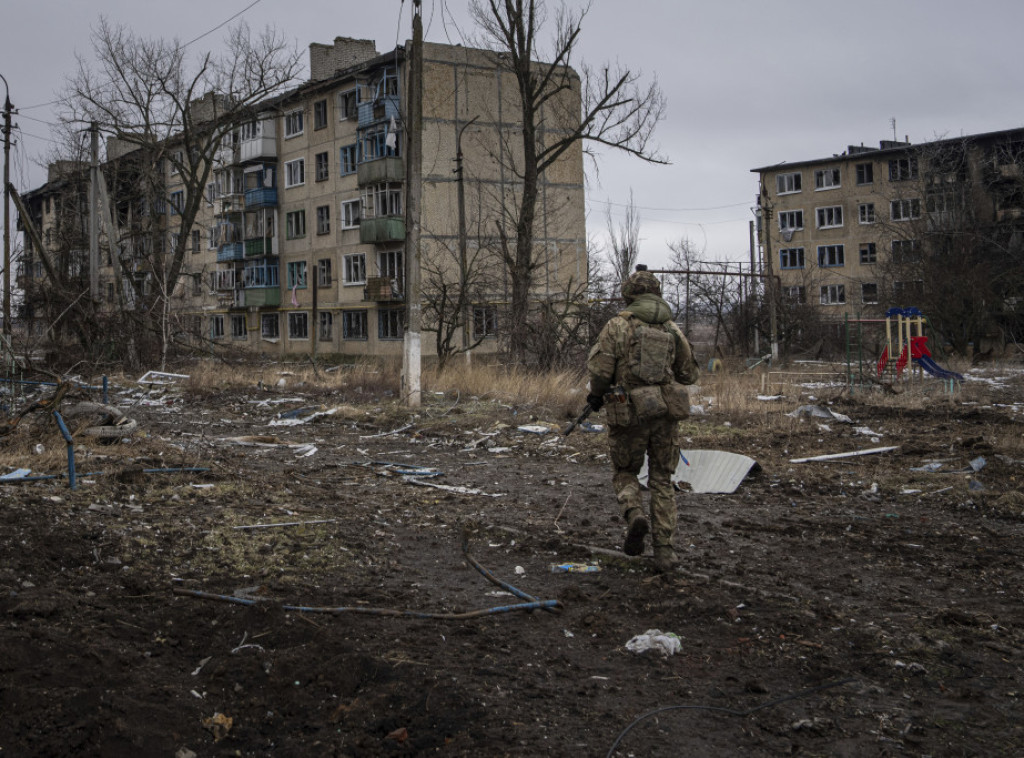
[2,75,13,338]
[758,200,779,362]
[89,122,100,302]
[403,0,423,407]
[456,115,478,364]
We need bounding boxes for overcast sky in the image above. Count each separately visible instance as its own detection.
[3,0,1024,269]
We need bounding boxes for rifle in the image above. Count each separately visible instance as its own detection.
[562,402,595,436]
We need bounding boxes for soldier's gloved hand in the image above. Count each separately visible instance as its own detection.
[586,393,604,412]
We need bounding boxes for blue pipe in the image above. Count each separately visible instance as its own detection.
[52,411,76,490]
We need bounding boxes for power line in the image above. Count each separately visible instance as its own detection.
[181,0,264,49]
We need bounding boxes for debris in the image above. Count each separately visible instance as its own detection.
[386,727,409,743]
[202,712,233,742]
[63,402,138,439]
[359,424,412,439]
[137,370,189,385]
[0,468,31,481]
[269,406,339,426]
[640,450,759,494]
[518,424,551,434]
[969,456,987,472]
[854,426,883,438]
[910,462,945,472]
[404,476,504,497]
[514,566,526,575]
[175,748,198,758]
[790,446,899,463]
[550,563,601,573]
[786,405,853,424]
[625,629,681,657]
[233,519,339,530]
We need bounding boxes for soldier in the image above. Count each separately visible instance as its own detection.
[586,266,699,572]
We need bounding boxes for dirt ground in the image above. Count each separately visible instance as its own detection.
[2,364,1024,757]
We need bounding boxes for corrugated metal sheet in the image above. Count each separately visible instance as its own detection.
[639,450,759,494]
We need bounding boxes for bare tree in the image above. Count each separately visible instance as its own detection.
[605,189,640,285]
[56,17,301,367]
[470,0,666,364]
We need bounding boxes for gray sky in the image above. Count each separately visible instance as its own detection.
[3,0,1024,268]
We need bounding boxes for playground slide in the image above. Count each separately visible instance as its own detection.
[914,355,964,381]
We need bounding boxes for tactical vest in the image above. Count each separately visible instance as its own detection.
[622,320,676,388]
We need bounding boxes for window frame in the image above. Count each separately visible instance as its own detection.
[340,145,357,175]
[815,206,843,229]
[888,157,919,181]
[378,307,405,340]
[230,314,247,340]
[337,89,358,120]
[318,257,333,288]
[343,253,366,284]
[814,168,841,190]
[341,199,361,229]
[861,282,879,304]
[778,210,804,231]
[472,305,498,339]
[285,209,306,239]
[210,314,225,339]
[284,158,305,188]
[859,242,877,264]
[319,311,333,341]
[858,203,876,224]
[313,99,328,130]
[284,108,304,138]
[342,309,368,340]
[778,247,805,270]
[286,260,308,289]
[315,151,330,182]
[316,205,331,235]
[817,244,845,267]
[776,172,802,195]
[288,311,309,340]
[819,284,846,305]
[855,162,874,185]
[890,198,922,221]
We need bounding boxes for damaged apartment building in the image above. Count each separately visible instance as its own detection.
[17,37,586,358]
[752,127,1024,353]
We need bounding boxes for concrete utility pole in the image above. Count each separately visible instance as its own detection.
[456,115,478,364]
[2,74,13,337]
[403,0,424,407]
[89,122,100,302]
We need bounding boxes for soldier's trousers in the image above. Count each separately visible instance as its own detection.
[607,416,678,548]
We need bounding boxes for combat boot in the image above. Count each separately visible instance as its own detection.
[623,508,649,556]
[652,545,679,573]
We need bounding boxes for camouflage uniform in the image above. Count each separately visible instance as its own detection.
[586,271,699,570]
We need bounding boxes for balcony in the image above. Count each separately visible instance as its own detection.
[245,187,277,209]
[358,94,401,128]
[217,243,244,262]
[364,276,404,302]
[240,287,281,308]
[244,237,277,257]
[360,216,406,244]
[357,156,404,186]
[240,134,276,163]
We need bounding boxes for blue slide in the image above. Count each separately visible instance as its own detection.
[914,355,964,381]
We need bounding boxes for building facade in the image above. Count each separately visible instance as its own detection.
[752,128,1024,351]
[17,37,587,359]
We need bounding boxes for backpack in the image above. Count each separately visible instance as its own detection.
[625,322,675,387]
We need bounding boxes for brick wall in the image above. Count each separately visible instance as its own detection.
[309,38,378,81]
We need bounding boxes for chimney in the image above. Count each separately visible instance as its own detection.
[309,37,379,81]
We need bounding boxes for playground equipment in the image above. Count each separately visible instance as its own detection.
[845,307,962,391]
[875,307,963,382]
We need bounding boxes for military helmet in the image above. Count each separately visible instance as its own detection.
[621,266,662,302]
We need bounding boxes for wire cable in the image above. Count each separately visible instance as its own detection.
[605,677,855,758]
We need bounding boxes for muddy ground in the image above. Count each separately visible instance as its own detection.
[1,365,1023,757]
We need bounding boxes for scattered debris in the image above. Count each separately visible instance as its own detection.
[625,629,681,657]
[790,446,899,463]
[404,477,504,497]
[639,450,759,494]
[202,712,233,742]
[550,563,601,573]
[233,519,339,531]
[786,405,853,424]
[517,424,551,434]
[63,402,138,439]
[137,371,189,386]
